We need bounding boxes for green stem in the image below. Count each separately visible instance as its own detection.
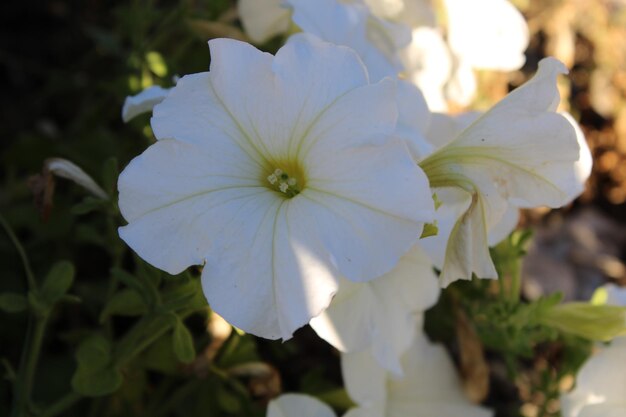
[12,315,49,417]
[23,316,47,400]
[0,213,37,290]
[509,257,522,303]
[40,392,82,417]
[2,213,50,417]
[151,379,203,417]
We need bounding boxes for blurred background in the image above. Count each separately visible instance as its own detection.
[1,1,625,416]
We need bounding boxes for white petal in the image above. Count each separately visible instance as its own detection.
[302,142,434,281]
[286,0,408,80]
[441,58,582,208]
[401,27,452,112]
[578,405,626,417]
[605,284,626,307]
[419,187,472,270]
[487,204,519,246]
[203,198,341,340]
[118,138,259,224]
[267,394,336,417]
[342,333,494,417]
[561,112,593,200]
[292,186,427,283]
[238,0,291,44]
[342,349,388,405]
[122,86,171,122]
[424,111,481,152]
[208,34,372,161]
[290,74,398,162]
[368,249,439,374]
[388,0,436,28]
[394,79,434,160]
[343,407,383,417]
[310,278,376,353]
[444,0,529,71]
[46,158,108,199]
[561,338,626,417]
[118,139,265,275]
[311,245,440,375]
[151,71,268,171]
[387,334,493,416]
[389,403,493,417]
[445,58,477,107]
[438,192,500,286]
[363,0,405,20]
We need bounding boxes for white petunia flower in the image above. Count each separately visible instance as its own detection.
[443,0,529,72]
[122,86,171,122]
[118,34,434,340]
[341,333,493,417]
[418,112,519,270]
[561,284,626,417]
[267,394,336,417]
[310,244,440,376]
[418,58,589,286]
[401,27,452,112]
[395,0,528,108]
[444,57,478,108]
[367,0,436,28]
[285,0,411,81]
[238,0,291,44]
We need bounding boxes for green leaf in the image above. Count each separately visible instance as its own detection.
[538,302,626,341]
[61,294,82,304]
[161,277,207,312]
[137,333,179,375]
[0,292,27,313]
[590,286,609,305]
[1,358,16,381]
[216,385,241,414]
[71,196,107,215]
[76,335,112,371]
[145,51,168,77]
[101,157,118,195]
[72,367,123,397]
[75,224,107,247]
[27,291,49,316]
[315,388,356,411]
[111,267,159,307]
[432,192,443,210]
[72,335,122,396]
[420,222,439,239]
[40,261,75,305]
[172,317,195,364]
[217,333,259,368]
[100,289,148,322]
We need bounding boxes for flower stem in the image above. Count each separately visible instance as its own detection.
[0,213,37,291]
[40,392,83,417]
[508,257,522,303]
[11,315,49,417]
[1,213,50,417]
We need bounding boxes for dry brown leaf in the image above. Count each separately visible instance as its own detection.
[456,307,490,403]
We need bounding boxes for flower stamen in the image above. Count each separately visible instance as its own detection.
[267,167,301,197]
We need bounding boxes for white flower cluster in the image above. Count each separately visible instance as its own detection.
[119,0,592,415]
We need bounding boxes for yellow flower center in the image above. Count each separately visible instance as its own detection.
[265,164,305,198]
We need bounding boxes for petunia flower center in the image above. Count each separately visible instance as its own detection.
[266,167,303,198]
